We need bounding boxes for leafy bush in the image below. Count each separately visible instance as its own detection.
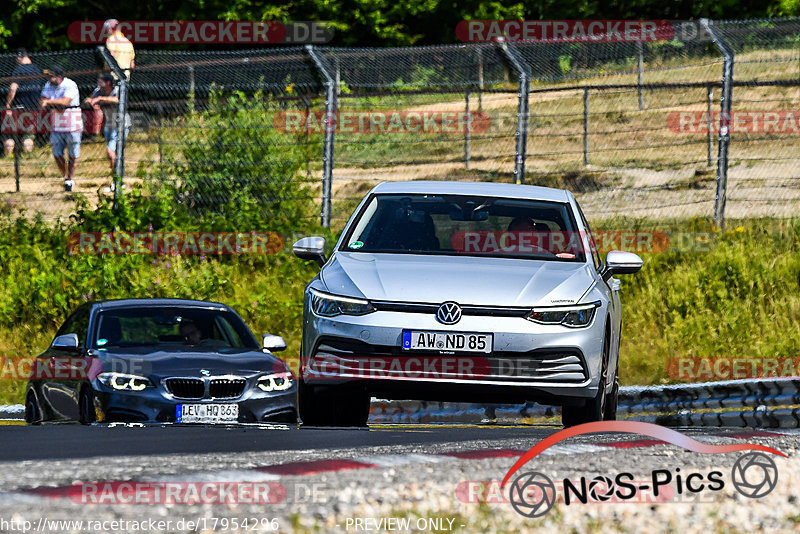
[163,89,317,232]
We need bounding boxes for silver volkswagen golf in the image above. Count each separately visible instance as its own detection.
[293,181,642,427]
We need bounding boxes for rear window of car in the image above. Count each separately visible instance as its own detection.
[341,193,587,262]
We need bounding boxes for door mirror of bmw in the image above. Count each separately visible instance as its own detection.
[602,250,643,281]
[263,334,287,352]
[293,237,327,267]
[52,333,80,350]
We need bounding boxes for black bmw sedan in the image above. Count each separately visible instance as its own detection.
[24,299,297,425]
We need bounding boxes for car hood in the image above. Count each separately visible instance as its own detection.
[321,252,596,306]
[96,348,287,378]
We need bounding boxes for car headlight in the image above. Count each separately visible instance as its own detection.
[98,372,152,391]
[258,373,294,392]
[526,302,600,328]
[309,288,375,317]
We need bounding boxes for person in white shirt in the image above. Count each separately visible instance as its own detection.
[40,65,82,192]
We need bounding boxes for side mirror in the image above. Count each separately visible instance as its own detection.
[602,250,643,281]
[52,333,80,350]
[263,334,287,352]
[293,237,327,267]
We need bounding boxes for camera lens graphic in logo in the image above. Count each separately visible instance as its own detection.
[509,471,556,518]
[731,452,779,498]
[587,475,615,502]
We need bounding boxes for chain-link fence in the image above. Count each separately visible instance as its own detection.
[1,18,799,226]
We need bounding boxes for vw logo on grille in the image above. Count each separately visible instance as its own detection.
[436,302,462,325]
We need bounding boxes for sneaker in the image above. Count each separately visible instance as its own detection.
[64,179,74,192]
[104,182,125,193]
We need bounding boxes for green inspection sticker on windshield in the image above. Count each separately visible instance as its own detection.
[349,241,364,249]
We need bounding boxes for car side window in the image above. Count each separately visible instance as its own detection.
[576,203,602,271]
[56,306,91,348]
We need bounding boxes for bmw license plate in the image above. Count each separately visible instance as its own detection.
[402,330,492,353]
[176,403,238,423]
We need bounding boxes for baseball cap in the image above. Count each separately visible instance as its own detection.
[44,65,65,77]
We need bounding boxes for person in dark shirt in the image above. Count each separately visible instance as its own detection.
[3,48,42,156]
[85,72,131,172]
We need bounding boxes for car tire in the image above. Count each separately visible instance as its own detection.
[298,380,326,426]
[79,386,96,425]
[603,375,619,421]
[562,325,613,427]
[299,381,369,427]
[25,391,41,425]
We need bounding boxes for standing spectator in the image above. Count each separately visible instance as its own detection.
[3,48,42,157]
[85,72,131,173]
[103,19,135,80]
[40,66,82,192]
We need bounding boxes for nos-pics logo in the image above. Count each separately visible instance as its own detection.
[501,421,783,518]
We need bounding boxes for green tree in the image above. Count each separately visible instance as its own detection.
[2,0,791,51]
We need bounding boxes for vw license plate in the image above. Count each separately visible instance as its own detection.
[176,403,238,423]
[402,331,492,353]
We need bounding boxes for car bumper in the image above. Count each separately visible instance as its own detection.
[302,307,606,403]
[91,384,298,424]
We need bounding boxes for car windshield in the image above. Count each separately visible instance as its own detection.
[342,193,588,261]
[92,307,259,350]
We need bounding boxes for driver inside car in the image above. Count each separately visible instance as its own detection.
[179,321,203,345]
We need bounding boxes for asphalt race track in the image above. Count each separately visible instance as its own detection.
[0,423,556,461]
[0,423,797,532]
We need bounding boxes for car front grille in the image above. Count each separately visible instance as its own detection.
[311,337,588,383]
[165,378,205,399]
[209,378,246,399]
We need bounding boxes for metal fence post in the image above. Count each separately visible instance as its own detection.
[464,91,471,169]
[188,65,195,97]
[702,19,735,229]
[306,45,337,228]
[13,133,20,192]
[498,41,529,185]
[98,45,129,208]
[706,84,714,167]
[476,47,484,112]
[157,103,164,165]
[637,41,644,110]
[583,88,590,166]
[334,57,341,98]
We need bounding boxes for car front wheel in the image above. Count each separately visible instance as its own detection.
[562,326,616,427]
[25,391,41,425]
[79,386,97,424]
